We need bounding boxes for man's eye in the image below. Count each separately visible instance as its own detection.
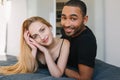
[71,18,77,21]
[61,17,66,20]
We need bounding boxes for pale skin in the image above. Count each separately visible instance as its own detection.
[61,6,93,80]
[24,21,70,78]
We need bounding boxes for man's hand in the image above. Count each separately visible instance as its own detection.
[65,64,93,80]
[65,68,80,80]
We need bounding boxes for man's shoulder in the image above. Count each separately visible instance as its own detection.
[79,27,96,40]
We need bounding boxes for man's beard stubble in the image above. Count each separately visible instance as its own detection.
[71,23,85,37]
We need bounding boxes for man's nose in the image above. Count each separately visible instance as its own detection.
[64,20,71,27]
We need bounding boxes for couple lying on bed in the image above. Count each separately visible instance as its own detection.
[0,1,97,80]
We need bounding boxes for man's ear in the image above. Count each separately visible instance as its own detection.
[83,16,88,24]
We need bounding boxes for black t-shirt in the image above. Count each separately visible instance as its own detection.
[61,26,97,68]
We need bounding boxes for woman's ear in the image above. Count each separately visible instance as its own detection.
[49,26,52,30]
[83,16,88,24]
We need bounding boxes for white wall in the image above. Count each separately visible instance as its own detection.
[94,0,105,61]
[28,0,56,37]
[105,0,120,67]
[56,0,68,2]
[83,0,105,61]
[6,0,56,56]
[83,0,120,67]
[7,0,27,56]
[0,2,7,55]
[0,1,8,60]
[38,0,56,37]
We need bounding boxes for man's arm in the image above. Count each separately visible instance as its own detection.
[65,68,80,79]
[65,64,94,80]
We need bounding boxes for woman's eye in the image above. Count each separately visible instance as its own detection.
[40,28,45,32]
[32,35,37,39]
[41,28,45,31]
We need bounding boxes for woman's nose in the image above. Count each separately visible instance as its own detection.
[39,35,44,40]
[37,32,43,39]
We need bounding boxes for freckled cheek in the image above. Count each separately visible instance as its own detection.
[46,29,52,35]
[49,34,53,40]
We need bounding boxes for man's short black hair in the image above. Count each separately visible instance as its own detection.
[64,0,87,17]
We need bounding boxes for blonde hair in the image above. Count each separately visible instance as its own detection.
[0,16,52,75]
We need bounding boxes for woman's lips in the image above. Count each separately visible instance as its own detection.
[43,36,48,43]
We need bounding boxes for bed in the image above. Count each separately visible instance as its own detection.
[0,55,120,80]
[0,55,74,80]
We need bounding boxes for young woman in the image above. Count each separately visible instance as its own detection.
[0,16,70,78]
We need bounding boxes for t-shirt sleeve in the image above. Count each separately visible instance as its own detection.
[77,35,97,68]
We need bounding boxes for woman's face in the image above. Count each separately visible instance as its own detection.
[28,21,53,46]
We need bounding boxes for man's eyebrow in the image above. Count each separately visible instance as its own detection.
[61,14,65,16]
[61,14,78,17]
[70,14,78,17]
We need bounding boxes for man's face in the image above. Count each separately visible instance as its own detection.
[61,6,87,36]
